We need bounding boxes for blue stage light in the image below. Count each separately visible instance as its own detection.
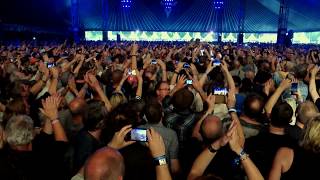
[121,0,132,8]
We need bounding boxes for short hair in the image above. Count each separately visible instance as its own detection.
[171,88,194,111]
[145,102,163,124]
[5,115,34,146]
[296,101,319,124]
[270,102,293,128]
[83,100,108,131]
[84,147,125,180]
[155,81,168,91]
[110,92,128,109]
[300,114,320,153]
[293,64,308,80]
[243,94,264,119]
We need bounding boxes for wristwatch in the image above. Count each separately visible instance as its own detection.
[153,155,167,166]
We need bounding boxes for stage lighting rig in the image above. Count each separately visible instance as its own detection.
[121,0,132,8]
[161,0,177,17]
[213,0,224,9]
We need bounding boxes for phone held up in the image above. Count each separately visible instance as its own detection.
[125,128,148,142]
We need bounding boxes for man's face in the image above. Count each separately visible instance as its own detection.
[156,82,170,100]
[20,84,30,97]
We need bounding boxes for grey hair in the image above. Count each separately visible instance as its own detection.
[5,115,34,146]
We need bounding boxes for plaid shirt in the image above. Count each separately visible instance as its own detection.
[164,108,198,151]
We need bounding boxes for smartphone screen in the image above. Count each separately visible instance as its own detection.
[213,87,228,96]
[47,62,55,68]
[212,59,221,66]
[186,80,193,85]
[151,59,157,64]
[129,128,148,142]
[291,83,298,94]
[183,63,190,68]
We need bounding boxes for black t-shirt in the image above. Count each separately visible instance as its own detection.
[285,125,302,142]
[73,130,102,173]
[0,132,69,180]
[245,132,295,177]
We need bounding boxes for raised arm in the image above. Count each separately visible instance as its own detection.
[264,79,291,115]
[136,70,144,98]
[157,59,167,82]
[229,123,263,180]
[188,120,237,180]
[131,44,139,71]
[85,73,112,112]
[309,65,320,102]
[30,62,49,95]
[40,95,68,142]
[48,67,59,95]
[221,60,235,93]
[147,128,172,180]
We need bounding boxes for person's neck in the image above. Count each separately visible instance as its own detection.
[296,121,304,129]
[10,143,32,151]
[240,115,261,125]
[269,125,285,135]
[88,130,101,140]
[72,115,83,126]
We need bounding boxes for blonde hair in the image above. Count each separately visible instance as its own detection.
[300,114,320,153]
[110,92,127,110]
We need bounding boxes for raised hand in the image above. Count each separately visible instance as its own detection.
[84,72,100,90]
[108,125,135,150]
[211,119,237,150]
[206,93,216,113]
[176,74,187,89]
[311,65,320,78]
[39,94,61,121]
[146,128,166,158]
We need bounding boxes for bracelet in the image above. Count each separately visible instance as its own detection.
[208,144,219,153]
[240,153,249,161]
[228,108,237,113]
[51,119,59,125]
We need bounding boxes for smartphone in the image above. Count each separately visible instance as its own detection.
[128,69,136,76]
[213,87,228,96]
[47,62,55,68]
[200,49,204,56]
[151,59,157,65]
[186,80,193,85]
[291,83,298,94]
[183,63,190,69]
[127,128,148,142]
[212,59,221,66]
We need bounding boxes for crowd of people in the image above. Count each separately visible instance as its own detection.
[0,40,320,180]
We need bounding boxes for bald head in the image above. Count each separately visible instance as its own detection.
[69,98,87,115]
[200,115,223,144]
[84,147,124,180]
